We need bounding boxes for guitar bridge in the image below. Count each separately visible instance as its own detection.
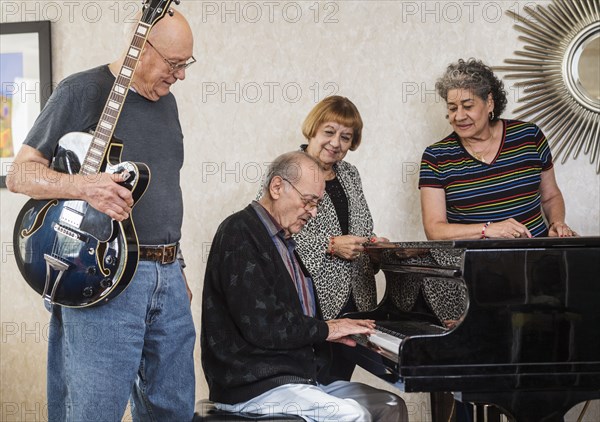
[53,223,87,242]
[43,254,71,304]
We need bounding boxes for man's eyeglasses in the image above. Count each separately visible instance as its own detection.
[281,177,321,211]
[146,40,196,73]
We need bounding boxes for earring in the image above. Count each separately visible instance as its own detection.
[489,111,495,121]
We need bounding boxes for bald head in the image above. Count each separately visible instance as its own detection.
[116,9,195,101]
[148,10,193,54]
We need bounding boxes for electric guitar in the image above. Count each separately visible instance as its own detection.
[13,0,179,307]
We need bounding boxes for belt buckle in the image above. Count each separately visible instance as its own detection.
[161,244,176,265]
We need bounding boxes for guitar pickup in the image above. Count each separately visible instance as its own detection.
[59,206,84,228]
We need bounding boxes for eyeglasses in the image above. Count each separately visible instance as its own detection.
[281,177,321,211]
[146,40,196,73]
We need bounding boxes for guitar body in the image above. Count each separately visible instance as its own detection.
[13,132,150,307]
[12,0,176,307]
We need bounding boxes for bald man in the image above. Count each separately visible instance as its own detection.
[7,10,197,422]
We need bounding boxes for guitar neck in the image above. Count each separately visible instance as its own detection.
[80,23,151,175]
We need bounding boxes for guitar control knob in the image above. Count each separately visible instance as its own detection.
[88,248,95,255]
[105,256,114,265]
[83,287,94,297]
[87,267,97,275]
[100,278,113,289]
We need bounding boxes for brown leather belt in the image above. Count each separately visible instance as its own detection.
[139,243,179,265]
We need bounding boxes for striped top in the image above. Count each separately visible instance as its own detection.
[419,120,553,237]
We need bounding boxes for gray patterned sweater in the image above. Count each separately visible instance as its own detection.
[201,205,330,404]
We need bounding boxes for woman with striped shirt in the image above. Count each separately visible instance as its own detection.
[420,58,576,240]
[417,58,577,422]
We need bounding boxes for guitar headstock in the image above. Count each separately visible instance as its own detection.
[141,0,180,27]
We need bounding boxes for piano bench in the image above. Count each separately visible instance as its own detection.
[193,400,305,421]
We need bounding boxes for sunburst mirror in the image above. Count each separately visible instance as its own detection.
[495,0,600,173]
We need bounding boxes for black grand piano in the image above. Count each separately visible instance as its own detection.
[346,236,600,422]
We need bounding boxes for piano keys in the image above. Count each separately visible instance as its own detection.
[345,237,600,422]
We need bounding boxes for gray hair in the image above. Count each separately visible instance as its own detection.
[435,58,507,121]
[263,151,322,195]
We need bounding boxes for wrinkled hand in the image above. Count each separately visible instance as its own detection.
[484,218,532,239]
[548,221,577,237]
[330,235,369,261]
[326,318,375,346]
[365,235,390,265]
[80,172,133,221]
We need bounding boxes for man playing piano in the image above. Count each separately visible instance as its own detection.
[201,151,408,421]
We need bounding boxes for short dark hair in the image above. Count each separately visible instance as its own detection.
[436,58,507,120]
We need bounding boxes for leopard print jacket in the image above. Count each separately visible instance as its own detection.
[293,160,377,320]
[387,248,467,323]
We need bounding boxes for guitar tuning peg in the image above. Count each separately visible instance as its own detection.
[168,9,174,16]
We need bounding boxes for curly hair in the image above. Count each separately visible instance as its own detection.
[301,96,363,151]
[435,58,507,120]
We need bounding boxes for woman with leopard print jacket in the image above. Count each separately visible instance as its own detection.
[293,96,387,381]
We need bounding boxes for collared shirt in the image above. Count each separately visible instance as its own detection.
[251,201,317,317]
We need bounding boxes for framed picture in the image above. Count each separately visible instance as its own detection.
[0,21,52,188]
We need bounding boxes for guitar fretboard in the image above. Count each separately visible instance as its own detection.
[80,23,151,175]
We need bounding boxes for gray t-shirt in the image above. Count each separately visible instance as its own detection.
[23,65,184,245]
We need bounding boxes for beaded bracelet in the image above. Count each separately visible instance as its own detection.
[328,236,336,256]
[481,222,491,239]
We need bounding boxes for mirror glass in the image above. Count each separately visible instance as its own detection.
[574,31,600,103]
[567,25,600,111]
[577,33,600,101]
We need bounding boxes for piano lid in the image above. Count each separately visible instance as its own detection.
[350,236,600,421]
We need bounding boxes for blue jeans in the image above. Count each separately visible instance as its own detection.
[46,261,196,422]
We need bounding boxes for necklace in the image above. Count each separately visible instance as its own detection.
[463,138,495,163]
[462,121,502,163]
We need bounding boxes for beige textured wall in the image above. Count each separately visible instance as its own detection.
[1,1,599,421]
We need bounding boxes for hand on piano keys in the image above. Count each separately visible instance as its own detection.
[325,318,376,346]
[351,321,451,361]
